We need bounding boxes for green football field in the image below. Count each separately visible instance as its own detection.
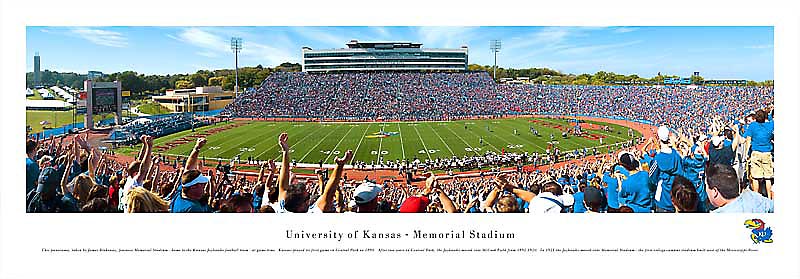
[146,117,640,164]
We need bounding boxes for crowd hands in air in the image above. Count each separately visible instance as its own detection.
[26,102,773,213]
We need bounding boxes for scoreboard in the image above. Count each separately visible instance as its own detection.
[84,80,122,130]
[92,87,118,114]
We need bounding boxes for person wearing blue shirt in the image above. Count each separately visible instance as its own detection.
[682,145,710,212]
[604,165,629,211]
[572,182,587,213]
[26,139,40,196]
[618,153,652,213]
[743,109,774,199]
[170,173,213,213]
[170,138,213,213]
[706,163,773,213]
[648,126,685,213]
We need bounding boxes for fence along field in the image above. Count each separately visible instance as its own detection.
[147,117,640,165]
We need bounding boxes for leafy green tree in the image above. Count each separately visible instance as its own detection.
[175,80,194,89]
[208,76,224,86]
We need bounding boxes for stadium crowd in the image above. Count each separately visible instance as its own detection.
[26,103,773,214]
[25,71,774,214]
[225,72,772,131]
[109,113,196,144]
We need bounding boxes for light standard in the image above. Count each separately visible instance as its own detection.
[231,37,243,97]
[489,40,502,81]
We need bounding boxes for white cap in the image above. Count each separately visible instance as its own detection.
[657,126,670,142]
[711,136,723,147]
[698,134,708,142]
[353,182,383,204]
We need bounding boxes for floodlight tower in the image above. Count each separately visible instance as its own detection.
[489,39,502,81]
[231,37,243,96]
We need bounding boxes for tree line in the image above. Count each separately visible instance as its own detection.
[26,62,772,96]
[25,63,302,99]
[467,64,773,86]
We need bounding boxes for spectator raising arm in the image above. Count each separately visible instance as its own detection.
[185,137,206,171]
[434,186,457,213]
[260,160,277,205]
[498,173,536,202]
[316,150,353,212]
[137,135,154,185]
[60,155,74,195]
[277,132,290,202]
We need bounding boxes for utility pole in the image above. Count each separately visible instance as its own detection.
[490,40,502,81]
[231,37,243,97]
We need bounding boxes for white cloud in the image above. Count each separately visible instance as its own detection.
[613,27,639,33]
[171,28,230,52]
[370,27,391,39]
[416,26,477,48]
[744,44,773,49]
[69,27,128,48]
[291,27,354,48]
[169,27,296,66]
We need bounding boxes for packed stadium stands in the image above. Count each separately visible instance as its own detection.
[224,72,773,136]
[107,113,195,144]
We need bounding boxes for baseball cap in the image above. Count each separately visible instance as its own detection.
[36,167,59,193]
[398,196,431,213]
[182,174,210,188]
[657,126,670,142]
[354,181,383,204]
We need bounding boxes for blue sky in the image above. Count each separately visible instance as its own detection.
[26,26,773,80]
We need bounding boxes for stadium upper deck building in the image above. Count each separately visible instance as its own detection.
[301,40,468,72]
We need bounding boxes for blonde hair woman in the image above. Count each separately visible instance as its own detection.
[126,187,169,213]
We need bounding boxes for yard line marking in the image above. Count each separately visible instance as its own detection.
[397,122,406,160]
[210,123,257,157]
[298,124,343,162]
[425,122,454,156]
[244,123,288,159]
[323,124,356,163]
[254,123,314,160]
[497,120,548,152]
[412,124,433,160]
[234,125,278,160]
[352,123,373,161]
[462,123,501,153]
[269,122,328,161]
[441,123,481,156]
[376,124,384,162]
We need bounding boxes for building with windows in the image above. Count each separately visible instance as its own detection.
[301,40,468,72]
[151,86,235,113]
[87,71,104,80]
